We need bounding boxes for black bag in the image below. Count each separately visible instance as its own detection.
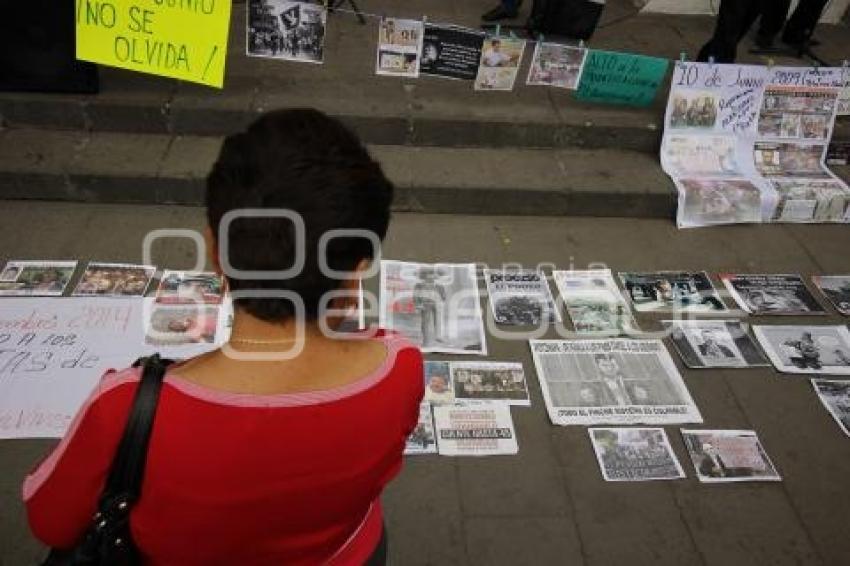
[42,355,174,566]
[527,0,606,41]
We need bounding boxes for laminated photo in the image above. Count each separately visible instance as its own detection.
[662,135,741,178]
[811,275,850,315]
[379,261,487,355]
[526,42,587,90]
[770,179,850,223]
[663,320,768,368]
[589,428,685,481]
[155,271,225,305]
[0,260,78,296]
[681,430,781,483]
[246,0,327,64]
[473,37,526,91]
[432,403,518,456]
[529,339,703,426]
[552,269,637,336]
[618,271,726,313]
[72,262,156,297]
[376,18,423,78]
[145,305,220,346]
[450,362,530,406]
[424,361,454,404]
[405,402,438,455]
[419,24,485,81]
[484,269,559,325]
[811,379,850,437]
[753,142,829,178]
[676,178,763,227]
[753,325,850,375]
[720,274,825,315]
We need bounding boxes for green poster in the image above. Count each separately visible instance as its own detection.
[575,50,670,107]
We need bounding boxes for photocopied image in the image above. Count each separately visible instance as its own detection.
[753,325,850,375]
[589,428,685,482]
[811,379,850,438]
[754,142,829,178]
[145,305,220,346]
[451,362,530,406]
[432,403,518,456]
[155,271,225,305]
[663,320,768,369]
[662,135,741,178]
[0,260,78,297]
[424,361,454,404]
[770,179,850,223]
[676,178,763,228]
[247,0,327,64]
[681,429,781,483]
[758,87,837,141]
[376,17,423,78]
[474,37,526,91]
[619,271,726,313]
[405,402,438,455]
[552,270,637,336]
[526,42,587,90]
[484,269,559,326]
[72,262,156,297]
[668,90,718,129]
[720,274,825,315]
[811,275,850,315]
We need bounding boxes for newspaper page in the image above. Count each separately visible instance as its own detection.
[811,379,850,437]
[0,260,78,296]
[529,339,703,426]
[663,320,768,368]
[589,428,685,481]
[474,37,526,91]
[379,260,487,355]
[424,361,454,404]
[246,0,327,64]
[432,403,518,456]
[681,429,781,483]
[405,402,438,455]
[757,66,850,223]
[420,24,485,81]
[484,269,560,325]
[376,18,423,78]
[526,42,587,89]
[812,275,850,316]
[451,362,530,406]
[552,270,637,336]
[719,274,826,315]
[838,75,849,116]
[154,271,225,305]
[72,262,156,297]
[618,271,726,313]
[662,62,773,228]
[753,325,850,375]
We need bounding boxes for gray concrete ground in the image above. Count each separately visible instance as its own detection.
[0,201,849,566]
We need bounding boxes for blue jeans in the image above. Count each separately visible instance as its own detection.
[502,0,518,11]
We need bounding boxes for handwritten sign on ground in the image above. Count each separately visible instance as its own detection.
[75,0,232,88]
[576,50,669,107]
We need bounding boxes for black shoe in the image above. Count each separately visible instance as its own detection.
[482,5,518,21]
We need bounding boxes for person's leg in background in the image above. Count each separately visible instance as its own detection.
[755,0,792,48]
[482,0,521,22]
[782,0,829,46]
[697,0,761,63]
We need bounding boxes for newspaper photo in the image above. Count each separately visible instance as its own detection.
[246,0,327,64]
[811,275,850,315]
[474,37,526,91]
[529,339,703,426]
[754,141,830,178]
[451,362,530,406]
[675,178,764,227]
[145,305,220,346]
[811,379,850,437]
[0,260,78,296]
[432,403,518,456]
[552,270,637,336]
[758,87,837,140]
[72,262,156,297]
[663,320,768,368]
[720,274,825,315]
[753,325,850,375]
[662,135,742,178]
[419,24,485,81]
[827,140,850,165]
[424,361,454,404]
[770,179,850,222]
[405,402,438,455]
[681,429,781,483]
[589,428,685,481]
[526,42,587,89]
[619,271,726,313]
[838,77,850,116]
[155,271,225,305]
[484,269,559,325]
[376,18,423,78]
[379,260,487,355]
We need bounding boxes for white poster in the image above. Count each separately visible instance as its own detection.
[432,403,518,456]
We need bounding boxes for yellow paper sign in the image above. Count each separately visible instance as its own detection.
[75,0,232,88]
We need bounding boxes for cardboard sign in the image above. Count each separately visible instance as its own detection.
[75,0,232,88]
[576,49,669,107]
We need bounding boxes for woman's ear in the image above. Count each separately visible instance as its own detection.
[204,226,222,275]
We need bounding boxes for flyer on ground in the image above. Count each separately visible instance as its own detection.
[432,403,519,456]
[719,273,825,315]
[753,325,850,375]
[811,275,850,315]
[484,269,560,325]
[589,427,685,482]
[663,320,768,369]
[450,362,530,406]
[552,269,637,336]
[405,402,438,455]
[618,271,726,313]
[681,429,781,483]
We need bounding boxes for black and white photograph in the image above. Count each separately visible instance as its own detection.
[770,179,850,223]
[720,274,826,315]
[451,362,530,406]
[589,428,686,482]
[811,379,850,438]
[812,275,850,316]
[379,260,487,355]
[754,142,830,179]
[424,361,454,404]
[529,339,703,426]
[247,0,327,64]
[753,325,850,375]
[619,271,726,313]
[553,270,637,336]
[681,430,781,483]
[663,320,768,368]
[432,404,518,456]
[405,402,438,455]
[668,90,718,129]
[419,23,485,81]
[376,17,423,78]
[484,269,559,325]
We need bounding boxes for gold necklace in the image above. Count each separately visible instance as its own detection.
[229,336,298,345]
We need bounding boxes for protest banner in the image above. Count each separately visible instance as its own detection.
[575,49,669,106]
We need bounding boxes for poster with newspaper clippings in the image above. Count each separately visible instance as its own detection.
[484,269,559,325]
[589,428,685,481]
[529,339,702,426]
[433,404,518,456]
[618,271,726,313]
[753,325,850,375]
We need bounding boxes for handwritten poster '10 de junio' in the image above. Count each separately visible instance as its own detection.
[75,0,232,88]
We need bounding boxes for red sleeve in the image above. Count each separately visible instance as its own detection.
[400,347,425,438]
[22,371,137,549]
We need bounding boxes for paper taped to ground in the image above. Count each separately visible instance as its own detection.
[753,325,850,375]
[553,270,637,336]
[720,274,825,315]
[681,429,781,483]
[619,271,726,313]
[811,275,850,315]
[424,361,454,404]
[451,362,530,406]
[589,428,685,481]
[484,269,559,325]
[663,320,768,369]
[405,402,438,455]
[432,403,518,456]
